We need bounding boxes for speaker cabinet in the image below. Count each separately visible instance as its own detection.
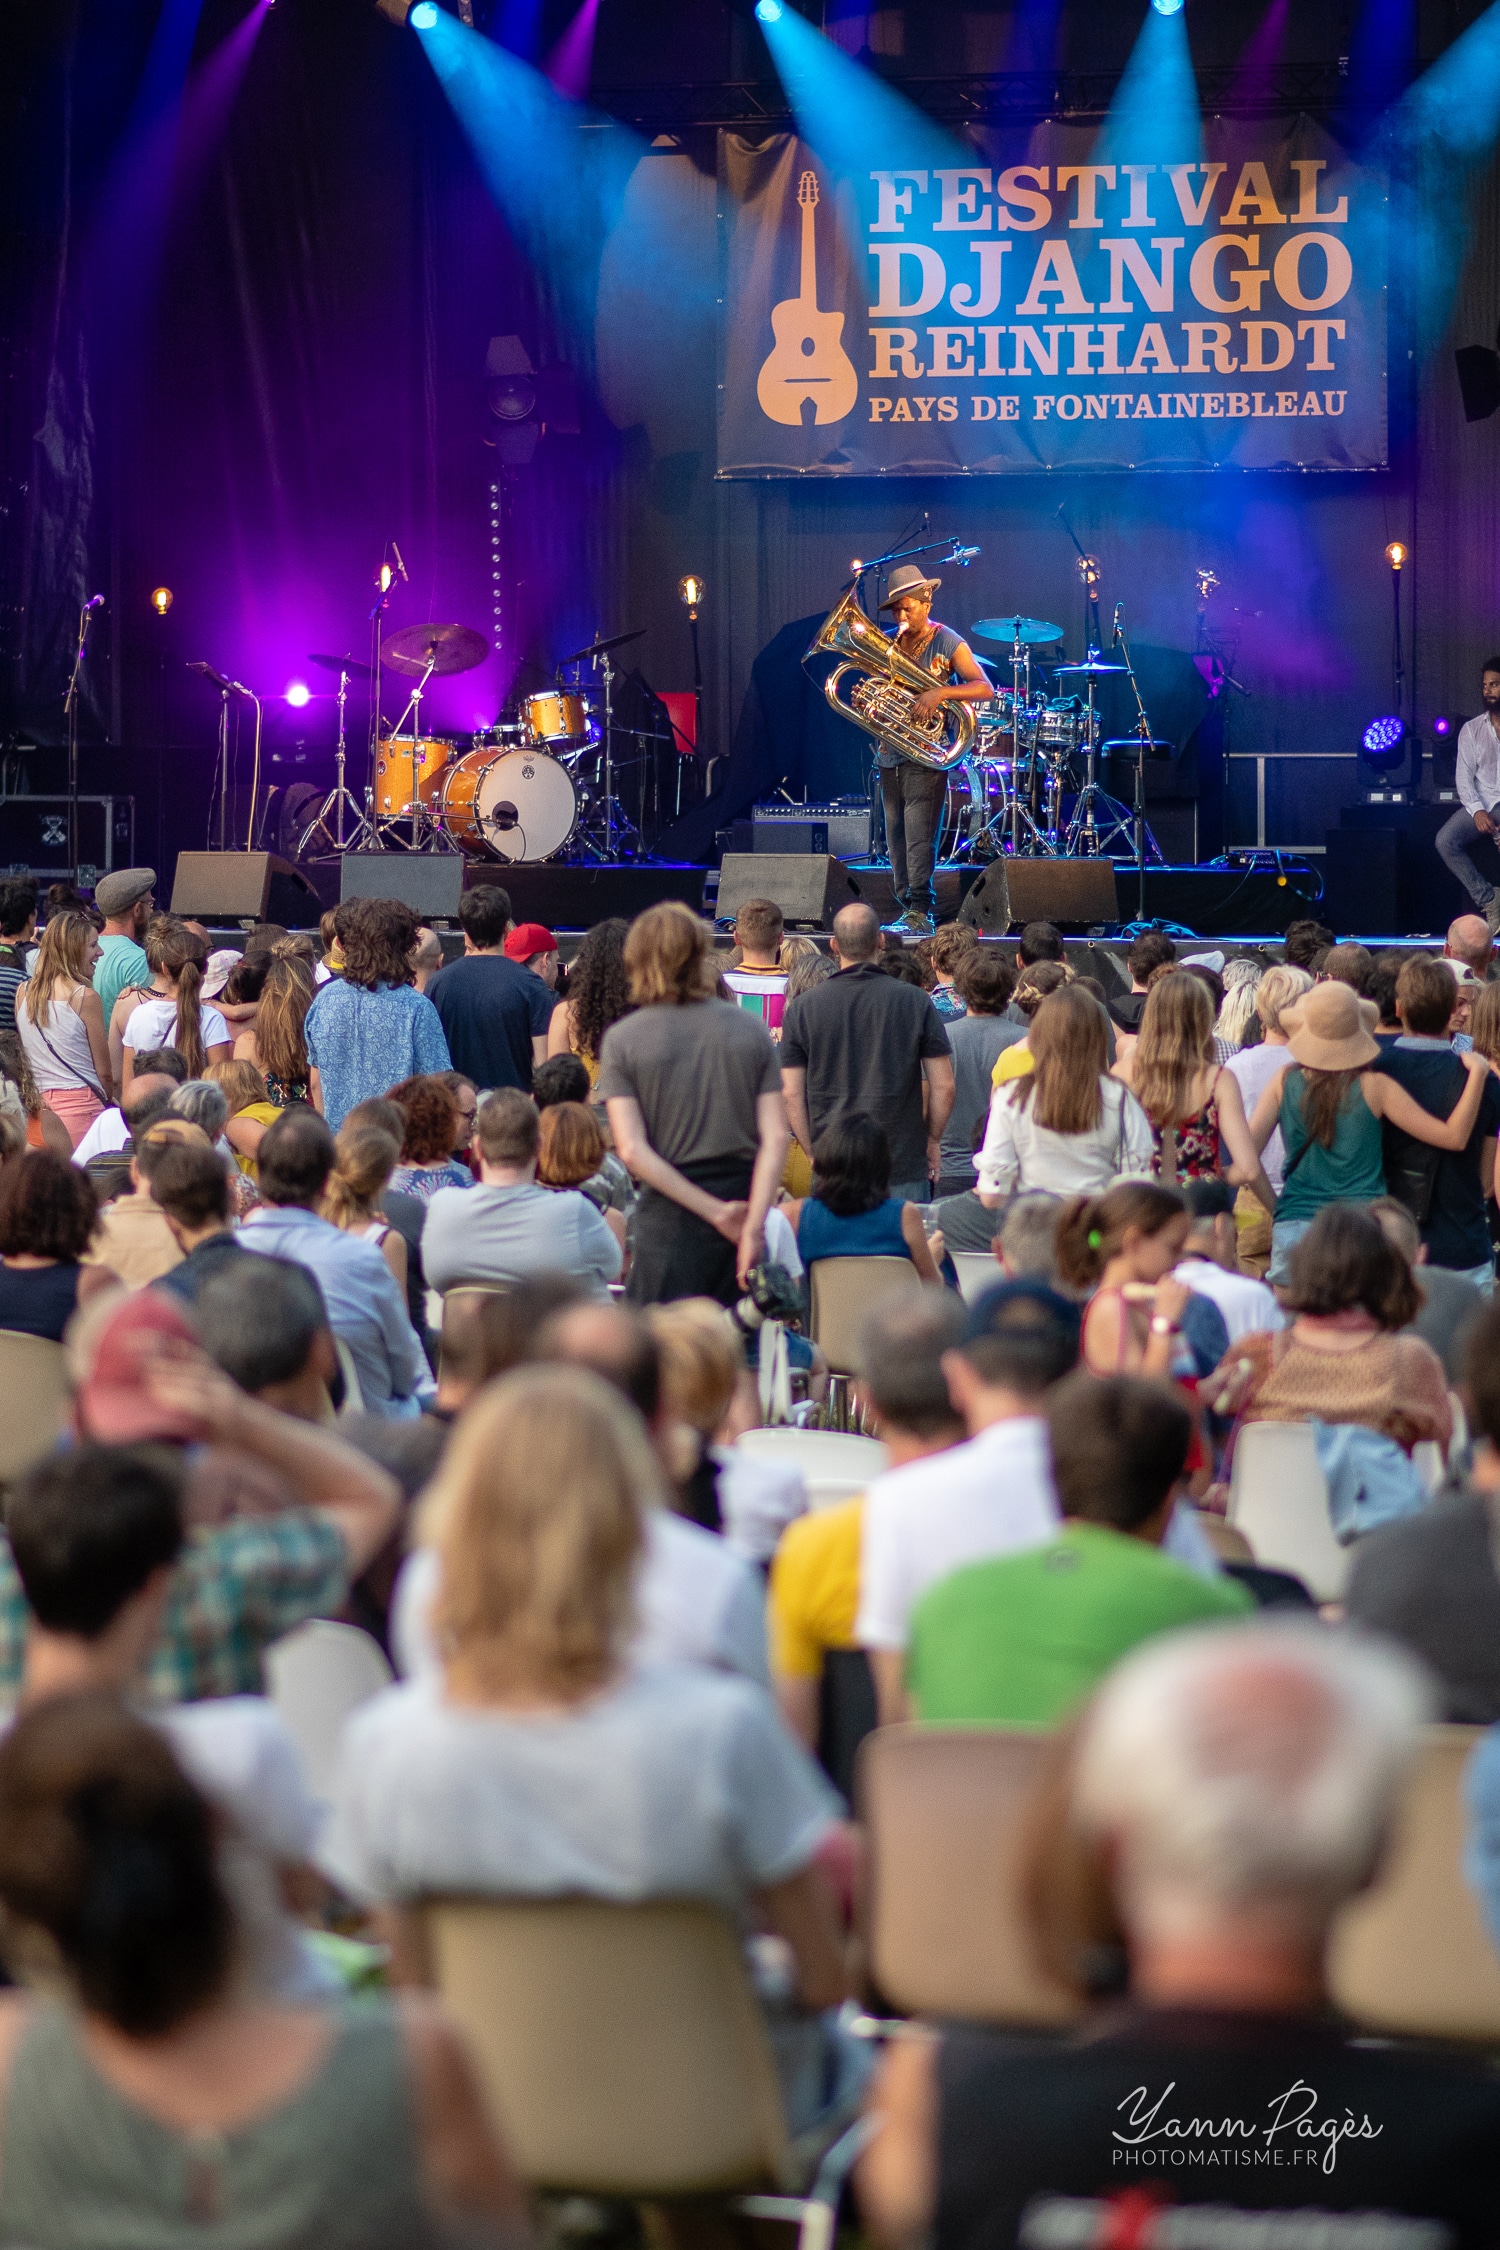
[339,853,465,919]
[171,852,322,926]
[957,857,1119,934]
[716,852,863,930]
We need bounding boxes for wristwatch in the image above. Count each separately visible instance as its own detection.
[1150,1314,1180,1336]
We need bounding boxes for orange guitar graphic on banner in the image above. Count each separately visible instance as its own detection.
[756,170,857,426]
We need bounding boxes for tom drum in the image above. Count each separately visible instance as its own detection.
[520,689,589,747]
[441,746,579,863]
[374,735,453,819]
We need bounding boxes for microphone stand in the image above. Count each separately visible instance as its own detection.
[63,601,100,884]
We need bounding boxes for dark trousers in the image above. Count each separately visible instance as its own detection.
[880,761,947,916]
[1436,804,1500,910]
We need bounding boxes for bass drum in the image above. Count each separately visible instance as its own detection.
[441,746,579,863]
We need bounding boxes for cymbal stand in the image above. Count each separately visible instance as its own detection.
[988,628,1051,859]
[301,663,375,855]
[379,655,456,853]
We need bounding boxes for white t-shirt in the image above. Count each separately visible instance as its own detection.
[976,1075,1155,1199]
[857,1415,1059,1651]
[1224,1042,1291,1189]
[1173,1256,1285,1347]
[321,1661,836,1910]
[392,1511,772,1690]
[71,1106,131,1165]
[122,995,230,1056]
[711,1446,807,1564]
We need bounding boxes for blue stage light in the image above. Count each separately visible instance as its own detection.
[411,4,439,28]
[755,0,783,20]
[1361,715,1407,761]
[1151,0,1185,14]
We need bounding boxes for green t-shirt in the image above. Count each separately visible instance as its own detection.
[906,1521,1253,1729]
[93,932,150,1024]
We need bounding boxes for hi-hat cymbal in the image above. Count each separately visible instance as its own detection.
[1053,657,1128,675]
[972,616,1065,644]
[308,652,373,677]
[382,622,489,677]
[557,627,646,666]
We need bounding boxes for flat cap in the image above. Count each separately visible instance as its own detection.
[93,866,156,917]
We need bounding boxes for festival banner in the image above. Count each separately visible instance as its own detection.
[717,118,1386,475]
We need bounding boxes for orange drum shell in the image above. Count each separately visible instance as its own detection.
[374,735,453,817]
[521,690,587,745]
[439,747,494,854]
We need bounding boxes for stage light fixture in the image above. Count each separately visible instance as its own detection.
[150,587,173,614]
[755,0,784,22]
[1358,712,1414,796]
[1151,0,1185,15]
[1385,541,1408,569]
[1362,714,1406,758]
[410,3,438,26]
[1432,714,1454,737]
[286,681,311,708]
[679,574,704,615]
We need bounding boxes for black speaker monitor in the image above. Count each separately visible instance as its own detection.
[957,857,1119,935]
[339,853,466,919]
[171,852,322,927]
[716,851,863,931]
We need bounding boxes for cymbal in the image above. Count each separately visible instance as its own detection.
[382,622,489,677]
[308,652,372,677]
[557,628,646,666]
[1053,658,1128,675]
[972,616,1065,644]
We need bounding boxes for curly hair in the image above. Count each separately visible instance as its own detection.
[387,1075,459,1165]
[567,918,633,1062]
[0,1150,98,1261]
[339,899,419,992]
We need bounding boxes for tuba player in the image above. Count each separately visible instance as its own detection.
[877,564,993,936]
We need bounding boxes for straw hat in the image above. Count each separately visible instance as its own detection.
[1282,981,1380,1071]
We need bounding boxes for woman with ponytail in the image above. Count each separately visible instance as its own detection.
[14,912,111,1146]
[119,920,233,1091]
[1056,1179,1197,1381]
[322,1120,408,1295]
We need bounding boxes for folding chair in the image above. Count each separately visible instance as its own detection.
[1227,1419,1349,1601]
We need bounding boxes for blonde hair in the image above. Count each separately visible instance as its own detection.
[646,1298,743,1439]
[1255,962,1314,1038]
[1214,961,1262,1050]
[1132,971,1215,1131]
[205,1059,269,1115]
[624,901,712,1007]
[1470,980,1500,1065]
[419,1366,655,1700]
[21,912,94,1024]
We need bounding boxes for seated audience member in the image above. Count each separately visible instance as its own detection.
[0,1695,520,2243]
[342,1094,428,1331]
[536,1101,627,1243]
[149,1142,242,1305]
[196,1255,341,1425]
[1060,1180,1228,1383]
[437,1070,479,1176]
[531,1053,591,1108]
[386,1075,471,1202]
[1369,1194,1486,1383]
[932,951,1023,1198]
[924,1181,1062,1268]
[322,1122,408,1298]
[1348,1293,1500,1722]
[327,1368,849,2128]
[857,1625,1500,2250]
[241,1108,434,1419]
[69,1049,186,1166]
[770,1291,965,1773]
[782,1114,945,1284]
[86,1117,212,1288]
[979,986,1154,1202]
[1376,953,1500,1287]
[204,1057,281,1175]
[421,1086,622,1299]
[646,1297,805,1563]
[906,1373,1251,1726]
[858,1282,1078,1720]
[0,1151,115,1338]
[167,1079,232,1162]
[0,1292,401,1701]
[533,1065,632,1210]
[1173,1178,1284,1343]
[7,1447,336,1998]
[1212,1201,1451,1454]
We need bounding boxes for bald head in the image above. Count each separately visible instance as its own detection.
[121,1074,175,1121]
[831,903,880,964]
[1446,915,1493,975]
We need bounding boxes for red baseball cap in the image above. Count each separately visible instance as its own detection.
[74,1292,211,1447]
[504,922,558,960]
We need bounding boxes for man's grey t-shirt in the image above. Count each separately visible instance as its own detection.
[421,1180,622,1297]
[939,1013,1025,1181]
[597,1000,780,1170]
[780,962,951,1183]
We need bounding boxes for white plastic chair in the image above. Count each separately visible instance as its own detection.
[735,1427,887,1509]
[264,1620,394,1802]
[951,1251,1001,1304]
[1227,1420,1349,1601]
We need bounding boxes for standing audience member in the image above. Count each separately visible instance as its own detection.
[722,898,790,1034]
[305,900,451,1134]
[1014,920,1065,975]
[16,912,112,1144]
[0,1152,115,1337]
[385,1077,471,1203]
[546,916,632,1079]
[858,1281,1078,1720]
[502,921,559,998]
[924,923,976,1022]
[783,1115,944,1283]
[1249,980,1488,1283]
[322,1123,408,1298]
[1367,947,1405,1041]
[149,1142,243,1305]
[933,950,1022,1195]
[89,866,154,1023]
[423,1086,621,1299]
[408,924,444,994]
[233,953,313,1107]
[1446,911,1495,985]
[990,961,1073,1087]
[1318,941,1374,993]
[85,1118,210,1289]
[906,1373,1250,1725]
[1106,929,1175,1038]
[1222,962,1311,1273]
[978,987,1153,1202]
[781,903,953,1203]
[857,1628,1500,2250]
[1213,957,1262,1051]
[601,903,786,1304]
[119,920,231,1093]
[242,1108,434,1419]
[70,1051,184,1167]
[1376,953,1500,1288]
[1282,916,1336,969]
[426,886,552,1093]
[0,1027,74,1160]
[1369,1195,1487,1384]
[0,881,37,1026]
[1173,1178,1284,1343]
[1120,971,1272,1201]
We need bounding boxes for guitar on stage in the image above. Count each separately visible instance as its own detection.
[756,170,858,427]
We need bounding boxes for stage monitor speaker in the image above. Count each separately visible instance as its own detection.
[716,851,862,930]
[339,853,465,920]
[171,852,322,927]
[957,857,1119,934]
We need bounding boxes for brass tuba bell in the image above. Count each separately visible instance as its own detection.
[805,586,976,773]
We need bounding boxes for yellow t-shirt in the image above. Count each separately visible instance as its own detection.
[767,1497,863,1680]
[991,1040,1035,1089]
[230,1101,283,1178]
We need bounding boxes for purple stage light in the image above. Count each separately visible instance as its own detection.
[286,680,311,707]
[1362,714,1406,757]
[543,0,599,99]
[1433,715,1453,736]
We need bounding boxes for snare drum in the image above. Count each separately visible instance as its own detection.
[440,746,580,863]
[1034,706,1087,757]
[374,735,453,819]
[521,689,588,747]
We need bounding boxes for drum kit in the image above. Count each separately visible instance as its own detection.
[295,621,651,866]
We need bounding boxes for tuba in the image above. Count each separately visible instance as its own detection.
[806,586,976,773]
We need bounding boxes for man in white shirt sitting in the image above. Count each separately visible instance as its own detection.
[858,1280,1077,1720]
[70,1050,185,1166]
[1436,660,1500,934]
[422,1086,622,1300]
[1173,1179,1283,1345]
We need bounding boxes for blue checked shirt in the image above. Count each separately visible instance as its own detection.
[240,1206,435,1417]
[304,980,452,1134]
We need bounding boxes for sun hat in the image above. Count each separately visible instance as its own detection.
[199,948,242,1000]
[878,562,941,607]
[1282,981,1380,1072]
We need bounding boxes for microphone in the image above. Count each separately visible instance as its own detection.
[186,661,233,692]
[85,594,104,610]
[946,543,981,565]
[1112,602,1122,646]
[392,542,409,583]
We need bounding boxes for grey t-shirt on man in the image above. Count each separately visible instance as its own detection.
[421,1181,622,1297]
[596,1000,780,1170]
[939,1013,1025,1182]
